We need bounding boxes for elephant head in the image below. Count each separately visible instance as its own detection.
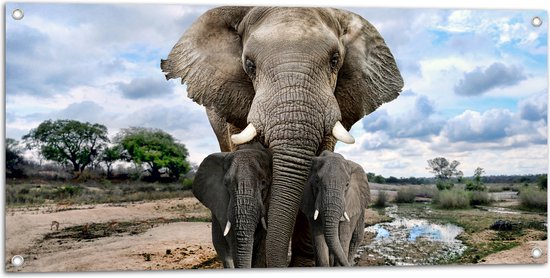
[302,150,370,266]
[192,141,272,267]
[162,6,402,266]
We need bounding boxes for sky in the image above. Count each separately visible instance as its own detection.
[4,3,548,178]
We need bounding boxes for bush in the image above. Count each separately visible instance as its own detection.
[465,180,486,191]
[435,189,469,209]
[520,187,547,210]
[55,185,83,198]
[468,190,491,206]
[374,190,388,207]
[436,179,454,191]
[396,187,416,203]
[182,178,194,190]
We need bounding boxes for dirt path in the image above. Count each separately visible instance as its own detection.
[5,198,222,272]
[480,240,547,265]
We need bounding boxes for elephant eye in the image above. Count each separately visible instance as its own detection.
[330,53,340,71]
[245,58,256,78]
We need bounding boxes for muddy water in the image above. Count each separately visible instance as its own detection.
[356,205,466,266]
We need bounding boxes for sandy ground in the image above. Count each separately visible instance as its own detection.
[5,198,221,272]
[480,240,547,265]
[5,196,546,272]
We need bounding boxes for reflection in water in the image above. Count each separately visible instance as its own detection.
[357,205,466,266]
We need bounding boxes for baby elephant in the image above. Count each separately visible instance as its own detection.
[301,150,370,267]
[193,141,271,268]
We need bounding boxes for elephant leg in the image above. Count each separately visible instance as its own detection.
[289,211,315,267]
[205,108,242,152]
[348,214,365,265]
[211,215,234,268]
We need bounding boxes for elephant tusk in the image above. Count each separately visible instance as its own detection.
[344,212,350,222]
[223,221,231,237]
[230,123,257,145]
[340,216,346,222]
[314,209,319,220]
[332,121,355,144]
[261,217,267,230]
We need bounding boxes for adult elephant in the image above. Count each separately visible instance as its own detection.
[161,6,403,267]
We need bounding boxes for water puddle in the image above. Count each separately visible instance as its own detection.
[356,205,466,266]
[475,205,521,215]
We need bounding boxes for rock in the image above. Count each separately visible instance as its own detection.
[490,220,513,231]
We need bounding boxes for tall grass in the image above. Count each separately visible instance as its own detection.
[468,190,491,206]
[435,189,470,209]
[396,188,416,203]
[374,190,388,207]
[519,187,547,211]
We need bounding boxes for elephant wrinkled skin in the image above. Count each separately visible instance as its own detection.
[192,142,272,268]
[162,6,402,267]
[301,151,370,266]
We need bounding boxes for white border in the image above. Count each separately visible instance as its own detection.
[1,1,548,278]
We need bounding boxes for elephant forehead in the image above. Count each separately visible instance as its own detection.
[231,152,271,171]
[251,21,332,43]
[317,156,348,174]
[247,9,336,42]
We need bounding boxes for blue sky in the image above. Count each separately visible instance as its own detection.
[4,3,548,177]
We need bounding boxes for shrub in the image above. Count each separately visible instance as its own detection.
[520,187,547,211]
[55,185,83,198]
[436,179,454,191]
[374,190,388,207]
[136,184,156,193]
[182,178,194,190]
[465,180,486,191]
[396,187,416,203]
[436,189,469,209]
[468,190,491,206]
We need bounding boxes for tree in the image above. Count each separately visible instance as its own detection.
[5,138,26,178]
[466,167,486,191]
[367,172,376,182]
[23,119,109,175]
[537,174,547,190]
[427,157,463,180]
[100,145,123,178]
[115,127,190,181]
[374,175,386,184]
[427,157,463,190]
[474,167,484,183]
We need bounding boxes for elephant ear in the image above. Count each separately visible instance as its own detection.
[161,7,255,128]
[192,153,230,215]
[345,160,371,217]
[332,9,404,129]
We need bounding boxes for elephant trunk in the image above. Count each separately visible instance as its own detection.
[322,189,349,266]
[234,185,260,268]
[267,146,317,266]
[255,62,340,267]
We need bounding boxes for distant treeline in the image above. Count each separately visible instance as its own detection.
[367,172,547,185]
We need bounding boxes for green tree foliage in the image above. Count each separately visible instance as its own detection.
[427,157,463,190]
[537,174,547,190]
[466,167,486,191]
[116,127,190,182]
[367,172,376,182]
[5,138,26,178]
[101,145,124,178]
[374,175,386,184]
[23,120,108,175]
